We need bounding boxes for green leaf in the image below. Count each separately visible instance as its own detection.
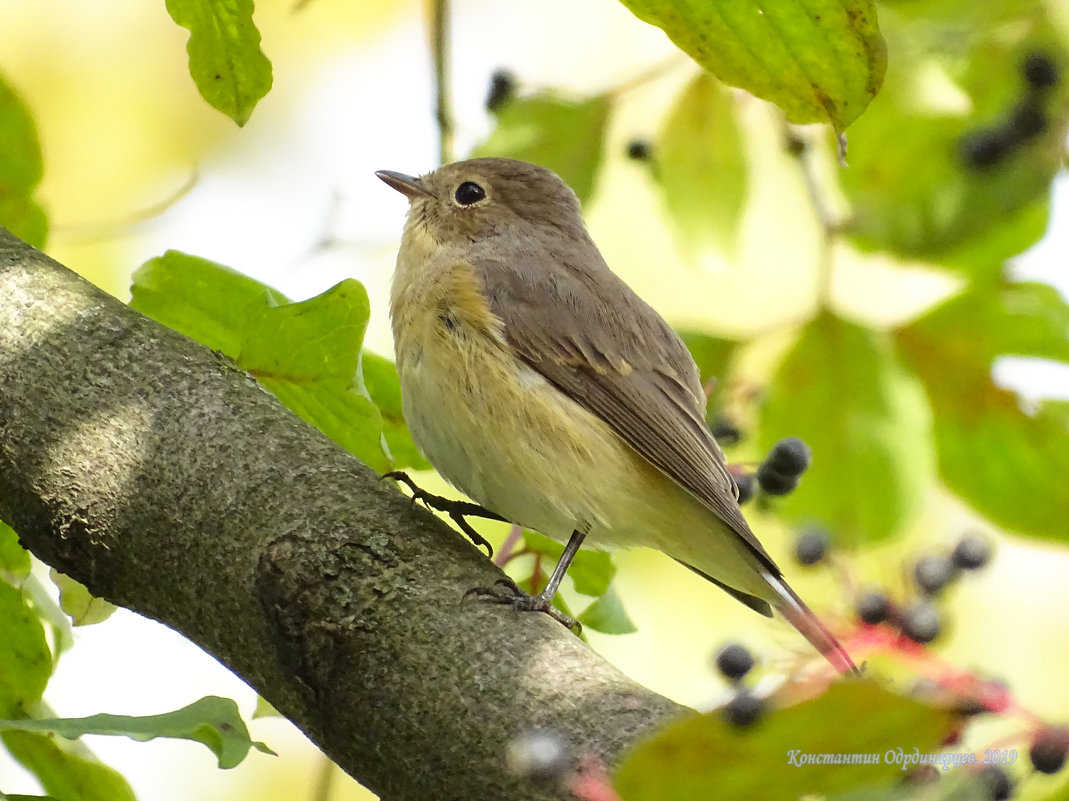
[251,695,280,719]
[896,283,1069,542]
[131,252,392,472]
[240,281,391,473]
[829,769,990,801]
[520,530,564,561]
[657,73,748,257]
[165,0,273,126]
[2,731,136,801]
[0,581,52,719]
[840,114,1064,263]
[0,73,48,247]
[578,586,637,635]
[0,521,31,579]
[520,531,615,597]
[362,353,431,470]
[567,550,615,598]
[130,250,287,355]
[0,696,274,770]
[617,0,886,132]
[473,93,611,204]
[838,5,1067,263]
[48,571,117,627]
[938,197,1052,279]
[1043,399,1069,426]
[758,312,934,546]
[615,680,955,801]
[931,281,1069,365]
[19,575,75,658]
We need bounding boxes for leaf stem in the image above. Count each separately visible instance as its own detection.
[493,524,525,568]
[430,0,453,165]
[52,170,200,244]
[603,55,688,99]
[783,122,840,309]
[311,752,336,801]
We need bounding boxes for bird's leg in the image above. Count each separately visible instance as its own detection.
[465,529,587,633]
[383,470,502,557]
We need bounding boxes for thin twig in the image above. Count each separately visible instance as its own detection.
[782,121,840,308]
[430,0,453,165]
[603,54,689,99]
[493,524,525,568]
[51,170,200,245]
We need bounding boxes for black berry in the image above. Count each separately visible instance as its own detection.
[505,729,570,784]
[755,464,799,496]
[733,472,755,505]
[856,590,890,625]
[954,696,992,717]
[952,534,992,571]
[794,527,830,566]
[902,602,942,644]
[1008,101,1048,141]
[1030,725,1069,774]
[976,765,1013,800]
[1022,52,1059,90]
[784,132,807,157]
[913,555,956,596]
[714,642,755,681]
[485,69,516,112]
[710,414,742,446]
[959,129,1014,170]
[766,437,811,476]
[722,689,764,727]
[626,139,652,161]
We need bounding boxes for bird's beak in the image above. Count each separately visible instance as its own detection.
[376,170,435,200]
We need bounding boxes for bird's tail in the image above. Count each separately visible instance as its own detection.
[764,571,859,675]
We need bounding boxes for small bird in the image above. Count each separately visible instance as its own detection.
[377,157,856,674]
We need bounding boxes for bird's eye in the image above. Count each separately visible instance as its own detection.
[454,181,487,206]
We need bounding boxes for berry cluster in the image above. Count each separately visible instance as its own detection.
[848,533,992,645]
[713,641,765,727]
[728,436,812,504]
[756,437,811,496]
[953,724,1069,799]
[959,51,1060,170]
[716,530,1067,797]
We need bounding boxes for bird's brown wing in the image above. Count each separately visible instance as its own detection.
[470,255,779,574]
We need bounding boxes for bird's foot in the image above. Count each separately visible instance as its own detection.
[383,470,499,557]
[464,578,581,633]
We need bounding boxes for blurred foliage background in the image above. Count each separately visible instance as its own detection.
[1,0,1069,800]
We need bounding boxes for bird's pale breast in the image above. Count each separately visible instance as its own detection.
[390,261,773,602]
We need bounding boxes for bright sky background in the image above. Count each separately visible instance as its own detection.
[2,1,1068,799]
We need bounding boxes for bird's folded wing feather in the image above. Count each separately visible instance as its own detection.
[469,256,779,573]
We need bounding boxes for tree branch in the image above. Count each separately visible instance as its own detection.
[0,228,683,800]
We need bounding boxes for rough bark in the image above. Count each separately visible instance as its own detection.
[0,228,684,800]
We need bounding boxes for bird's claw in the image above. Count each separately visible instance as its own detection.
[383,471,495,557]
[463,578,581,633]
